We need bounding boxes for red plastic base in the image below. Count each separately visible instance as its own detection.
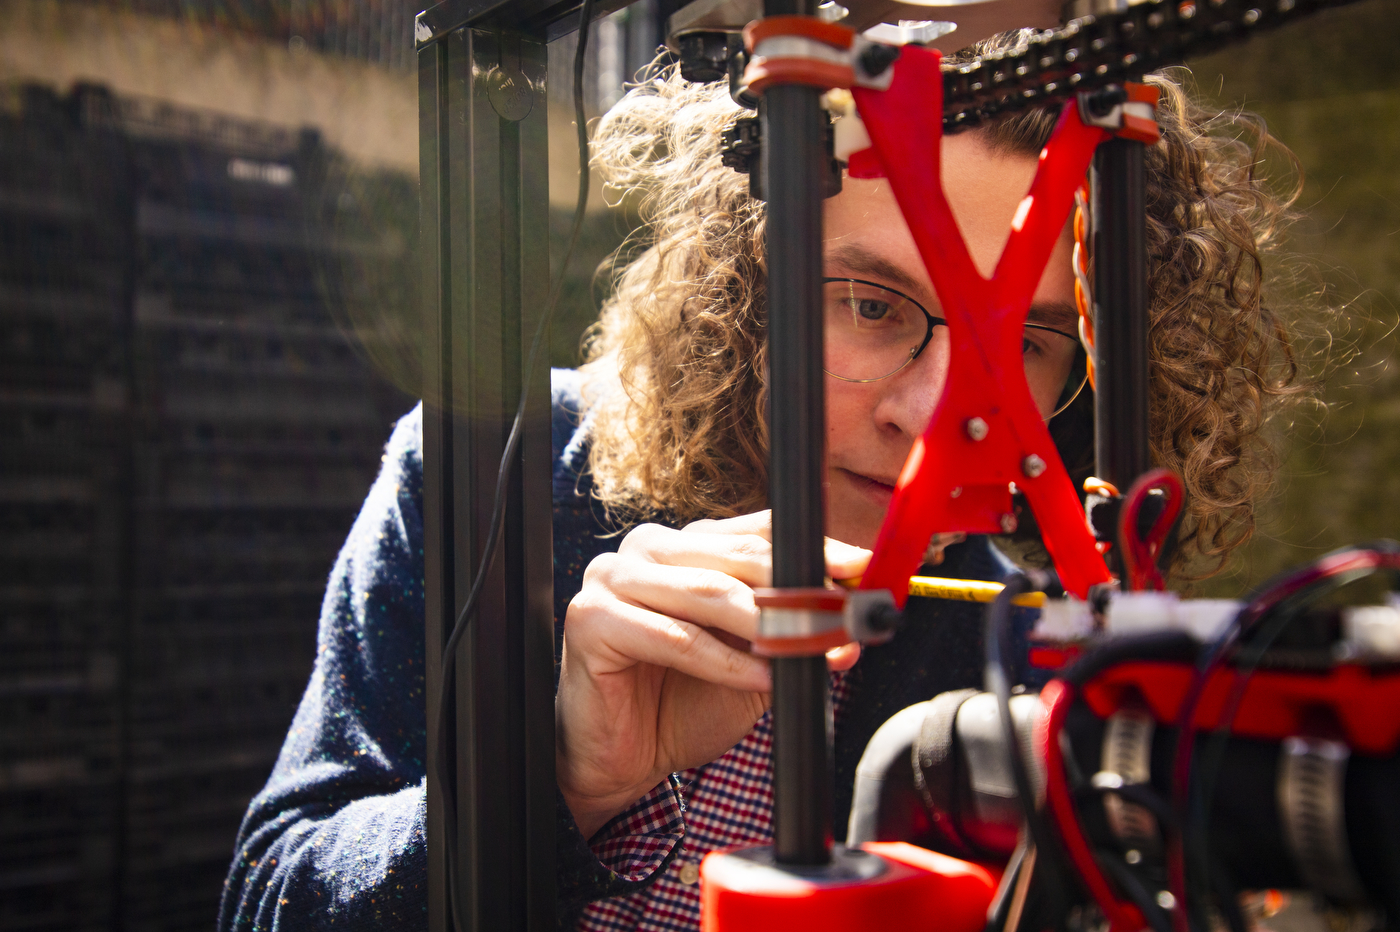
[700,842,997,932]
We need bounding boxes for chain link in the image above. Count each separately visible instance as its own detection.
[940,0,1360,130]
[720,0,1357,178]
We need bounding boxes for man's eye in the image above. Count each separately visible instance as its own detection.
[852,299,892,321]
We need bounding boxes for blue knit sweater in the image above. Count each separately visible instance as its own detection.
[218,369,1012,930]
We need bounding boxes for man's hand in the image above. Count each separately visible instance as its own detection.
[555,510,869,838]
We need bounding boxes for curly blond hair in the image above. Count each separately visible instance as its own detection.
[581,39,1307,576]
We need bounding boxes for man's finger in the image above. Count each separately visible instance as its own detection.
[588,555,762,641]
[577,598,772,693]
[825,538,872,581]
[618,524,772,587]
[825,641,861,671]
[682,510,772,540]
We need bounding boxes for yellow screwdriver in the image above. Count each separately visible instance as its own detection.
[837,575,1046,608]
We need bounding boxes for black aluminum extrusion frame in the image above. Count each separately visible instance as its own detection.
[417,5,599,928]
[1091,138,1151,498]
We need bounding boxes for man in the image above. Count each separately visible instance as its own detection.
[221,38,1306,932]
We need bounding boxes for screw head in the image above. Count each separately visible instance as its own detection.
[1156,890,1177,910]
[950,486,963,499]
[1125,849,1143,865]
[1022,453,1047,478]
[965,417,989,442]
[858,42,901,79]
[999,513,1018,534]
[867,603,903,634]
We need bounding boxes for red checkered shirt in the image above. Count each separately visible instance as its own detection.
[576,669,854,930]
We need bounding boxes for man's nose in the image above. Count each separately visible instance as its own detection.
[872,346,948,439]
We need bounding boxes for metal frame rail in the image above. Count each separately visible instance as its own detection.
[1092,139,1151,520]
[414,2,623,927]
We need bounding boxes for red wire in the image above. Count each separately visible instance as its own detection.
[1118,469,1183,592]
[1040,680,1146,932]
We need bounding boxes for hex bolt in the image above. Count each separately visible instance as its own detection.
[1000,513,1018,534]
[1022,453,1046,478]
[965,417,989,442]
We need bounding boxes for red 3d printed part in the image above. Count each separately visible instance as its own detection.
[1082,661,1400,757]
[700,842,997,932]
[850,46,1113,601]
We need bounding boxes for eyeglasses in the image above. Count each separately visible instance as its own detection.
[822,277,1090,417]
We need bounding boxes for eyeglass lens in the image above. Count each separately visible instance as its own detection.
[822,279,1083,395]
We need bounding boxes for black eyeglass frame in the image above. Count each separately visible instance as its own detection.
[821,276,1081,384]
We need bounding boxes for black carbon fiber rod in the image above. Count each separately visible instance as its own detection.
[762,51,834,863]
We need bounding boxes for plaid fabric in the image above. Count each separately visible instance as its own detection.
[577,669,854,931]
[589,776,688,883]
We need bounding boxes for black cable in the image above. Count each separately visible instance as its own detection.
[1058,630,1199,688]
[1208,863,1249,932]
[983,840,1029,932]
[1095,853,1174,932]
[435,4,597,929]
[1075,782,1178,834]
[985,571,1075,920]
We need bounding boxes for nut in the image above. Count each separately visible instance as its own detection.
[965,417,989,442]
[1022,453,1047,478]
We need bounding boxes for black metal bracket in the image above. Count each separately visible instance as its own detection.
[720,113,841,201]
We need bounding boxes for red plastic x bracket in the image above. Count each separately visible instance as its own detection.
[852,47,1113,600]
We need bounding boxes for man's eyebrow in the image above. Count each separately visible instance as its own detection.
[1027,300,1079,333]
[825,245,926,297]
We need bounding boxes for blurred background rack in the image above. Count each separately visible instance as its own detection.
[0,0,665,924]
[0,79,134,932]
[0,80,415,932]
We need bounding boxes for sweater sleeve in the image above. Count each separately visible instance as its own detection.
[220,376,679,932]
[218,406,430,931]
